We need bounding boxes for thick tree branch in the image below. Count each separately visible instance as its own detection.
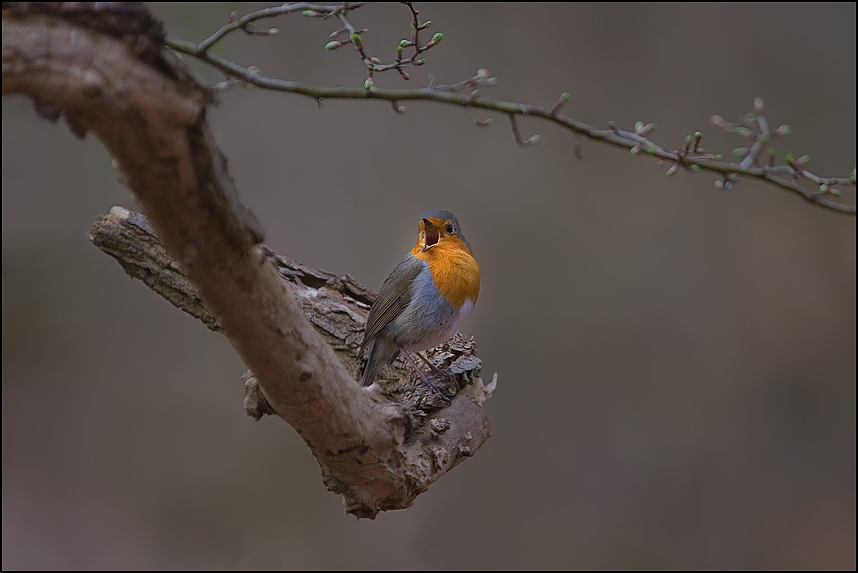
[2,5,492,519]
[87,205,490,408]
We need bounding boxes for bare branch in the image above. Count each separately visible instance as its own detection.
[196,3,367,54]
[162,5,855,215]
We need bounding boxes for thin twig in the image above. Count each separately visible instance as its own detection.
[195,3,366,54]
[163,5,856,215]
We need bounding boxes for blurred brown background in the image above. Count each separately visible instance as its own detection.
[2,3,855,569]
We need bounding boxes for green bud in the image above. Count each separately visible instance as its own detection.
[850,174,856,185]
[325,41,341,51]
[733,147,748,157]
[422,20,432,28]
[694,131,702,139]
[608,121,617,130]
[432,32,443,43]
[634,121,644,132]
[735,127,752,138]
[785,153,795,165]
[819,184,829,193]
[798,155,810,165]
[714,154,724,161]
[691,164,701,172]
[351,33,362,48]
[646,146,656,155]
[471,89,481,98]
[364,77,374,90]
[400,39,409,48]
[666,165,678,177]
[302,10,314,17]
[768,148,776,156]
[630,146,640,155]
[559,92,571,101]
[416,59,426,65]
[775,125,791,137]
[758,134,769,144]
[685,135,693,145]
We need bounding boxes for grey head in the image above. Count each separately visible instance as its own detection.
[420,210,472,253]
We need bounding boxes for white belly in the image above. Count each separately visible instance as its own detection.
[420,297,475,350]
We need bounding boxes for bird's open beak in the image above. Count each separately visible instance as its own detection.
[422,218,439,252]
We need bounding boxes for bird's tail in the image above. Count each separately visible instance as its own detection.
[360,338,396,386]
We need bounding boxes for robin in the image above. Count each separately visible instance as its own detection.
[360,210,481,392]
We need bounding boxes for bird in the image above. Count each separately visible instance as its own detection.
[360,210,480,392]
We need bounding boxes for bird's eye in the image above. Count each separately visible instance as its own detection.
[445,224,454,233]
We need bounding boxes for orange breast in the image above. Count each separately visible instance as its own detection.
[413,238,481,309]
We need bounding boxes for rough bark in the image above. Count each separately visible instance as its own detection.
[2,4,493,518]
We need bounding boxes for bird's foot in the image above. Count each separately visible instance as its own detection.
[415,352,460,393]
[400,351,454,404]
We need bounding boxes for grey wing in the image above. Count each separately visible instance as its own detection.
[361,255,424,351]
